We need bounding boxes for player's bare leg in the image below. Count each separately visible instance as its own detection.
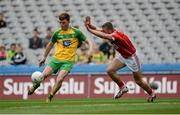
[46,70,69,103]
[133,70,156,102]
[106,58,128,99]
[28,66,53,95]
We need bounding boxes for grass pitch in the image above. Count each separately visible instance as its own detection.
[0,98,180,114]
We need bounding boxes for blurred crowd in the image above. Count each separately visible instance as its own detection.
[76,39,115,64]
[0,13,115,65]
[0,43,27,65]
[0,13,7,28]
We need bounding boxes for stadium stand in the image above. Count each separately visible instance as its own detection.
[0,0,180,64]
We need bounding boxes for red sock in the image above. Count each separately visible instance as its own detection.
[117,81,125,89]
[147,88,153,95]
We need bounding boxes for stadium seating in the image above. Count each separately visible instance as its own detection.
[0,0,180,64]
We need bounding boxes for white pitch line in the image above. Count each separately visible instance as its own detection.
[3,102,180,110]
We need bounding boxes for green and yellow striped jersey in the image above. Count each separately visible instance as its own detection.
[51,27,86,62]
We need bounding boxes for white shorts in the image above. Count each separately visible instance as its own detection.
[115,53,141,72]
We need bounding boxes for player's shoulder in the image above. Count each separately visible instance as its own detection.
[113,29,124,35]
[114,29,123,33]
[72,27,82,33]
[53,28,61,34]
[53,28,61,35]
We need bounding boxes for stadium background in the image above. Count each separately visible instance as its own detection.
[0,0,180,114]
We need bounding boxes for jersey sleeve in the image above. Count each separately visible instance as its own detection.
[111,30,124,41]
[111,32,118,41]
[51,31,58,43]
[75,29,86,41]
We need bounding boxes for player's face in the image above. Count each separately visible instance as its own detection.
[59,19,69,30]
[33,31,39,37]
[102,27,113,34]
[10,45,16,51]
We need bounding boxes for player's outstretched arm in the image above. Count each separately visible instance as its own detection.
[85,16,102,31]
[85,24,113,41]
[84,16,112,40]
[39,41,54,66]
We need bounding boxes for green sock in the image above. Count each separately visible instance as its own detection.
[33,82,40,89]
[48,93,54,101]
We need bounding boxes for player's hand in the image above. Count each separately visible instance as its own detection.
[84,16,91,28]
[85,16,91,25]
[39,57,46,67]
[84,22,90,31]
[87,49,93,57]
[86,49,93,63]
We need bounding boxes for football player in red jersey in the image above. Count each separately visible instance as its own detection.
[84,16,156,102]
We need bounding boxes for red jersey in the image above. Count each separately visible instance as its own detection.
[111,30,136,58]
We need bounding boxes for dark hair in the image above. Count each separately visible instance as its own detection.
[33,27,39,32]
[11,43,16,46]
[59,13,70,21]
[33,27,40,34]
[47,27,51,31]
[102,22,114,30]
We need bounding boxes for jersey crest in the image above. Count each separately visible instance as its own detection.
[63,40,71,47]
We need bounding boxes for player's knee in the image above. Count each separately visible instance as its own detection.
[56,77,64,84]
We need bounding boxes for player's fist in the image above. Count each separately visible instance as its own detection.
[85,16,91,25]
[87,49,93,57]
